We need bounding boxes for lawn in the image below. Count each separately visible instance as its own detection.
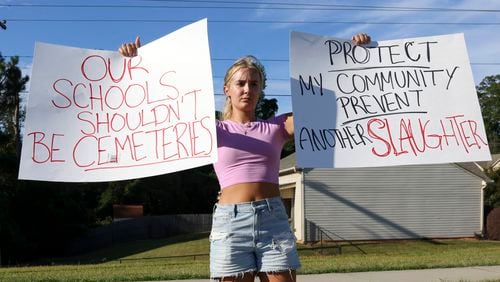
[1,233,499,281]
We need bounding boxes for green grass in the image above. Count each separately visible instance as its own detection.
[35,232,211,265]
[1,234,500,281]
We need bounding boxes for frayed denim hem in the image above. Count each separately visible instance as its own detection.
[260,268,296,273]
[211,268,298,281]
[210,268,257,281]
[260,264,300,272]
[259,268,297,279]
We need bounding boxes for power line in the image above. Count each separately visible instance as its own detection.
[6,18,500,25]
[3,2,500,13]
[7,1,499,14]
[4,56,286,62]
[144,0,500,13]
[5,55,500,66]
[18,90,292,97]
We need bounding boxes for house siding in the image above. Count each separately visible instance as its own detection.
[303,163,482,242]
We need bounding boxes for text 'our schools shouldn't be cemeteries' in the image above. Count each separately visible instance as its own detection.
[291,32,491,168]
[19,19,217,182]
[44,55,211,166]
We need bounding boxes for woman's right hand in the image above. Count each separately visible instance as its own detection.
[118,36,141,57]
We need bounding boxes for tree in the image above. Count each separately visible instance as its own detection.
[484,169,500,208]
[0,54,29,159]
[477,75,500,154]
[0,53,29,264]
[256,94,278,120]
[0,54,103,263]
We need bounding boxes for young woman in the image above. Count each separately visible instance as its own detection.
[119,33,370,282]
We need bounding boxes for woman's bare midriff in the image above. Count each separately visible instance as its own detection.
[218,182,281,204]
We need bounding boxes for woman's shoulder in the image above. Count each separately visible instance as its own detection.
[215,119,226,129]
[263,113,292,124]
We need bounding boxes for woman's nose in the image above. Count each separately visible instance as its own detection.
[243,83,250,93]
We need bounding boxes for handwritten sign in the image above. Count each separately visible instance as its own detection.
[19,19,217,182]
[290,31,491,167]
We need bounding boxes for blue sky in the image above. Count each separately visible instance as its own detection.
[1,0,499,114]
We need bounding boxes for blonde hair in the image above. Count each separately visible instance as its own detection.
[222,55,267,120]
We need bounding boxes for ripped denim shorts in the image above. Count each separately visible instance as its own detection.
[209,196,301,280]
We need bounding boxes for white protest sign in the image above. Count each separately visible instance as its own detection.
[19,19,217,182]
[290,31,491,168]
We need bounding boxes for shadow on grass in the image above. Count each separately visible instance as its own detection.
[420,237,448,245]
[297,238,451,256]
[34,232,210,266]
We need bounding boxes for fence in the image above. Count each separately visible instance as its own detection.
[65,214,212,255]
[306,220,366,255]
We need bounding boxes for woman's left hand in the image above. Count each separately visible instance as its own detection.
[352,33,371,45]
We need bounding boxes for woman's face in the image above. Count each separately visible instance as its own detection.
[224,68,261,114]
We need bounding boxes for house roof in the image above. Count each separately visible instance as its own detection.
[113,205,144,219]
[279,153,297,171]
[454,162,493,183]
[279,153,493,183]
[476,153,500,170]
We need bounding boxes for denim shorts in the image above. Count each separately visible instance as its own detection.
[209,196,301,279]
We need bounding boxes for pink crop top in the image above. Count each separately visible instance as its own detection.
[213,114,290,189]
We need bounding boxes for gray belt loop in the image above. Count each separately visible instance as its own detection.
[265,198,272,211]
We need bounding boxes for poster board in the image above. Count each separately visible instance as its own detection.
[290,31,491,167]
[19,19,217,182]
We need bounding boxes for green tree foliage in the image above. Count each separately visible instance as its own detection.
[476,75,500,154]
[0,55,29,158]
[0,54,29,264]
[484,168,500,236]
[256,94,278,120]
[96,165,219,217]
[281,138,295,158]
[477,75,500,234]
[0,54,107,264]
[3,181,106,262]
[484,169,500,209]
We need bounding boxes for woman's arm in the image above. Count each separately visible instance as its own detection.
[284,113,294,138]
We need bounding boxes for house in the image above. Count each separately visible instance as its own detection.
[278,153,493,243]
[113,204,143,222]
